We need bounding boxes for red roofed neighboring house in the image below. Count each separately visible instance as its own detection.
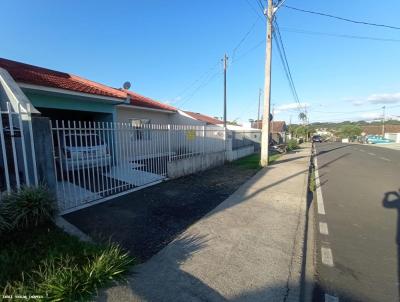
[0,57,177,125]
[181,111,224,126]
[250,120,287,144]
[362,124,400,143]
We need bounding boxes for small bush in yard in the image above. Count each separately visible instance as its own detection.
[2,228,134,301]
[287,139,299,151]
[1,185,55,231]
[0,185,134,301]
[0,203,11,234]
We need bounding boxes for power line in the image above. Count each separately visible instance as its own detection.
[231,18,260,61]
[172,61,220,105]
[280,27,400,43]
[249,2,305,116]
[244,0,265,22]
[173,7,262,109]
[273,19,304,114]
[256,0,265,13]
[232,39,265,63]
[177,71,222,108]
[283,5,400,31]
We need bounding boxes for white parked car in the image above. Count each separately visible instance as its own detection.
[56,133,111,172]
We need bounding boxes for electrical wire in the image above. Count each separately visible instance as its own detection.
[245,0,265,22]
[280,27,400,43]
[173,7,263,109]
[273,19,305,114]
[231,18,261,62]
[171,61,220,105]
[283,5,400,31]
[177,70,222,109]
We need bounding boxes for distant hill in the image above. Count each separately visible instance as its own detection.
[299,120,400,130]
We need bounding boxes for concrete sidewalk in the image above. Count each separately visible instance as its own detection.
[97,146,312,302]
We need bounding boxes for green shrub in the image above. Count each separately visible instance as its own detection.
[287,139,299,151]
[3,242,134,301]
[0,203,11,234]
[82,243,133,291]
[1,185,55,231]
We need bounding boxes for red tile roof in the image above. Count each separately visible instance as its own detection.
[183,111,223,125]
[0,58,126,99]
[362,125,400,135]
[123,89,176,112]
[251,120,287,132]
[0,58,176,112]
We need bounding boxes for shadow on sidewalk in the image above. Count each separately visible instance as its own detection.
[97,233,291,302]
[383,189,400,300]
[97,229,356,302]
[234,153,350,206]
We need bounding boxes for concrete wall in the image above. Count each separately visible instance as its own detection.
[167,151,225,179]
[117,106,172,124]
[226,145,255,162]
[384,132,400,143]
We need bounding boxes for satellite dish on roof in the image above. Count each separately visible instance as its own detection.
[123,81,131,90]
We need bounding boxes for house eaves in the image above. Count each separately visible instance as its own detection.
[18,83,129,104]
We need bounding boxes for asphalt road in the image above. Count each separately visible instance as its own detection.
[313,142,400,302]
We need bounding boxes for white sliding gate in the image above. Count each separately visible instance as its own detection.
[50,121,226,213]
[0,102,38,200]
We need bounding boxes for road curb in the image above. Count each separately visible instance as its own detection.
[299,145,316,302]
[285,144,315,302]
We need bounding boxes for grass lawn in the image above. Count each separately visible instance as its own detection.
[232,153,281,170]
[0,222,134,301]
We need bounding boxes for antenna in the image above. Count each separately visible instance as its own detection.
[123,81,131,90]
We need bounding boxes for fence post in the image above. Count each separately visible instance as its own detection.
[31,116,57,196]
[0,109,11,193]
[168,124,171,162]
[202,125,205,154]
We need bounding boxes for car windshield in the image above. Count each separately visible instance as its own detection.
[64,135,104,147]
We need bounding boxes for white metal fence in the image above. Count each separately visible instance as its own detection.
[231,130,261,151]
[0,102,38,200]
[50,121,227,213]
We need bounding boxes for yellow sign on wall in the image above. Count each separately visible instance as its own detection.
[186,130,196,140]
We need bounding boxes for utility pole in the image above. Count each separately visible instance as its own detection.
[382,105,386,136]
[257,88,262,124]
[223,54,228,128]
[260,0,274,167]
[272,103,275,134]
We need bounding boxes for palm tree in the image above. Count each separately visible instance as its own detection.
[298,112,307,123]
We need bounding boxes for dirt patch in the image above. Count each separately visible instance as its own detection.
[64,162,259,263]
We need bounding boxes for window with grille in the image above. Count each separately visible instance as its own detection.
[129,119,151,140]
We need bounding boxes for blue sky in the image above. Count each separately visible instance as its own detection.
[1,0,400,124]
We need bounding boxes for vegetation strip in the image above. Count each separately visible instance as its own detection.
[0,186,134,301]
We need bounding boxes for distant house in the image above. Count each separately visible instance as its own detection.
[250,120,287,143]
[178,111,224,126]
[361,125,400,135]
[362,125,400,143]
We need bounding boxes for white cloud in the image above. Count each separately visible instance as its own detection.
[275,102,309,112]
[360,112,383,120]
[367,93,400,104]
[347,92,400,106]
